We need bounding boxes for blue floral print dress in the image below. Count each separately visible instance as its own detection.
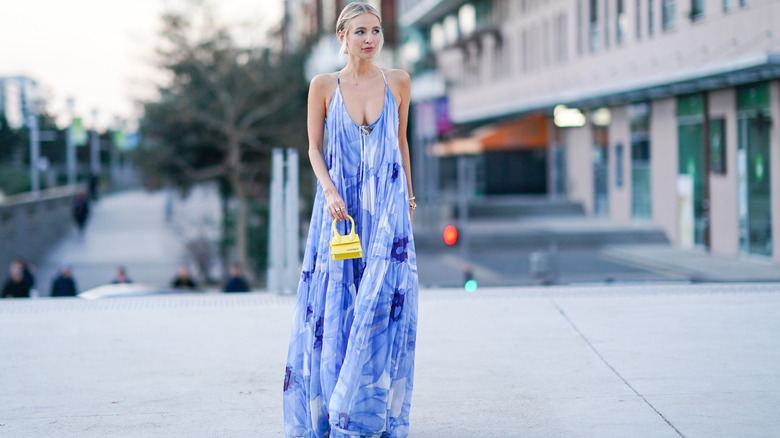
[283,69,418,438]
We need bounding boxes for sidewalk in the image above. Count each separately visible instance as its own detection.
[415,212,780,285]
[1,283,779,437]
[34,187,221,295]
[601,244,780,282]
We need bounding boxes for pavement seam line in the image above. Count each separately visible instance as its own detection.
[550,299,686,438]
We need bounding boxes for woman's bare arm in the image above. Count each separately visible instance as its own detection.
[392,69,414,220]
[307,74,348,221]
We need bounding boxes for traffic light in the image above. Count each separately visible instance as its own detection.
[443,225,458,246]
[463,266,477,292]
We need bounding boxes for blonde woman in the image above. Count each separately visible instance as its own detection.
[283,2,418,437]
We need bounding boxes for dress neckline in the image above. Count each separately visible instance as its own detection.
[337,69,388,131]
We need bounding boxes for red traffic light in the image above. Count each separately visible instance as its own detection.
[443,225,458,246]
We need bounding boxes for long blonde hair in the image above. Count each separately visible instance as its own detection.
[336,2,384,58]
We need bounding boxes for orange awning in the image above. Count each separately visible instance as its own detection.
[431,113,549,156]
[480,113,549,150]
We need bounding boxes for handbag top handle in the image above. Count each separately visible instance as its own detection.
[331,215,357,244]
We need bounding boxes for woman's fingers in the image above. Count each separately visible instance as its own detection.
[330,204,348,221]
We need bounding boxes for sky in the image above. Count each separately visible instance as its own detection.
[0,0,284,129]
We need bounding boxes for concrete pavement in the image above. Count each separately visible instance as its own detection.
[1,283,779,437]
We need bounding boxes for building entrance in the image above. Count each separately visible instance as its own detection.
[592,126,609,217]
[737,82,772,256]
[677,94,706,247]
[630,103,652,220]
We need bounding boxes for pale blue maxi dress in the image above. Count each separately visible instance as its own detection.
[283,69,418,438]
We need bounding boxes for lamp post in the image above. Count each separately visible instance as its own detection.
[66,98,76,189]
[90,109,100,177]
[28,112,40,197]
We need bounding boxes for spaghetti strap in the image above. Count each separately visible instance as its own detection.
[379,68,387,84]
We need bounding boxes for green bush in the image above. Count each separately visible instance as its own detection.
[0,165,31,196]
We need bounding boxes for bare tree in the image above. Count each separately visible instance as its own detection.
[137,2,307,272]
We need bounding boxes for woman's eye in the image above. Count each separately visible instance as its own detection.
[373,29,381,34]
[355,30,364,35]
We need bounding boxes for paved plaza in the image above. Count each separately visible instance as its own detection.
[1,283,779,437]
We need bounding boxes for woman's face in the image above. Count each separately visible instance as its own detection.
[341,13,382,59]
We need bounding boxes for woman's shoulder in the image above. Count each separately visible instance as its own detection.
[382,68,411,85]
[382,68,411,98]
[310,72,339,91]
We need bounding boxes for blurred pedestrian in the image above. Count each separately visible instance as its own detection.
[88,173,99,201]
[224,264,250,293]
[111,266,133,284]
[171,265,197,290]
[164,189,174,222]
[72,190,90,233]
[2,263,31,298]
[13,257,36,291]
[51,264,78,297]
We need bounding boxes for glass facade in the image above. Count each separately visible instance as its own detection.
[737,83,772,256]
[630,103,652,219]
[677,94,705,246]
[593,125,609,217]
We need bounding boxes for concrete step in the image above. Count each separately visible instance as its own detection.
[414,217,670,252]
[457,196,586,219]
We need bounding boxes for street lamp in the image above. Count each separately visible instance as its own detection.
[28,112,40,197]
[66,98,76,189]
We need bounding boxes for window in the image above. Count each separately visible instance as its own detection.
[617,0,626,44]
[691,0,704,19]
[723,0,733,12]
[443,14,459,45]
[430,23,445,50]
[662,0,675,30]
[589,0,599,51]
[648,0,654,36]
[458,4,476,35]
[740,0,747,8]
[635,0,641,39]
[603,0,610,48]
[543,21,551,66]
[577,0,584,54]
[557,13,569,62]
[522,30,530,72]
[474,0,493,29]
[710,119,726,174]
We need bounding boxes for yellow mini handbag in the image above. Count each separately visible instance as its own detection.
[330,214,363,260]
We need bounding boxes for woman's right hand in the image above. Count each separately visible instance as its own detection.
[324,188,348,221]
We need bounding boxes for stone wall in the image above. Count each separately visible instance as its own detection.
[0,187,75,282]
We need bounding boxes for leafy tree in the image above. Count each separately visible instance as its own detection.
[136,1,308,273]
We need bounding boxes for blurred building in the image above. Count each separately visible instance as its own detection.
[400,0,780,263]
[0,76,40,129]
